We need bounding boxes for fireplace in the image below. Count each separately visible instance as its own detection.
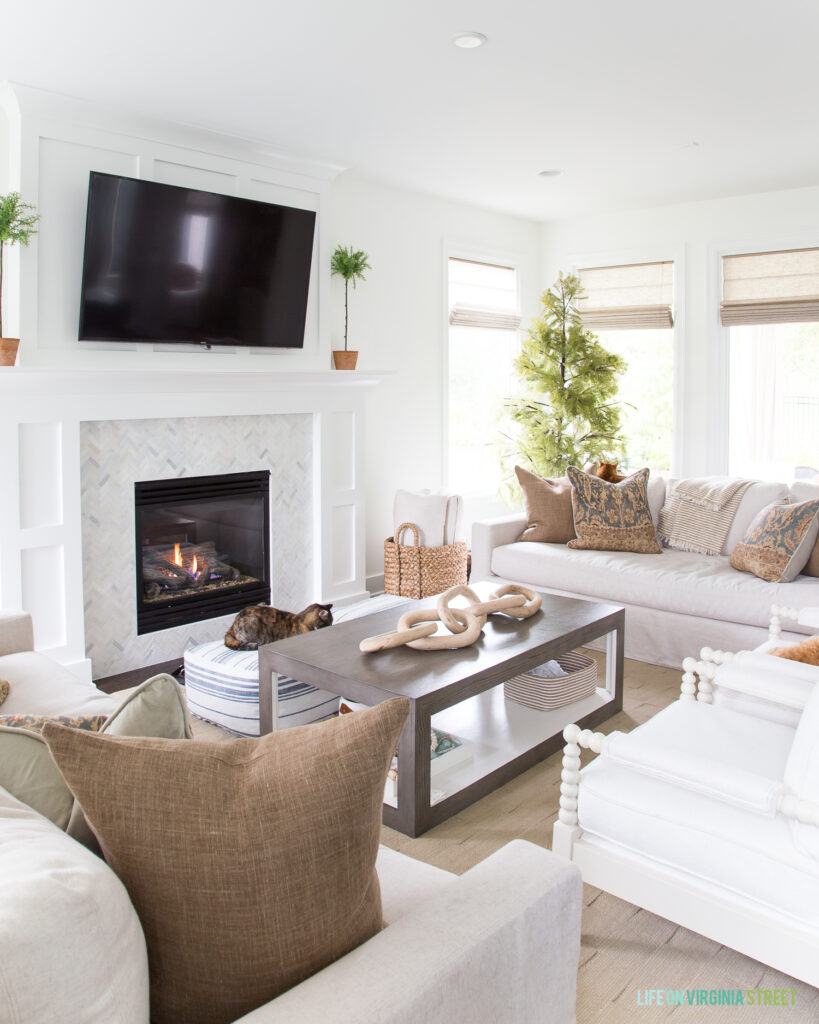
[134,471,271,635]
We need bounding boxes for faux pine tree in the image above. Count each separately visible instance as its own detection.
[0,192,39,338]
[506,272,626,480]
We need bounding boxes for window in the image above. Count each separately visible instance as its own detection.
[722,248,819,479]
[577,261,675,471]
[447,258,520,495]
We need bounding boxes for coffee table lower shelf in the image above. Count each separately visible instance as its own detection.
[381,680,617,833]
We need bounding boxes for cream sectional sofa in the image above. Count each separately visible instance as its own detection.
[0,610,583,1024]
[472,479,819,669]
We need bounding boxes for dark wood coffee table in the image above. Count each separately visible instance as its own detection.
[258,586,624,837]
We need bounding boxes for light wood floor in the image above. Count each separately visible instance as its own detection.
[377,654,819,1023]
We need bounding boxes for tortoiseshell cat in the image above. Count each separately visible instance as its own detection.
[224,602,333,651]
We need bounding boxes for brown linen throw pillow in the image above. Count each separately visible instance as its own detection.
[515,465,576,543]
[44,697,409,1024]
[567,466,662,554]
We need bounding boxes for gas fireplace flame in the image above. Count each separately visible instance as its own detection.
[173,543,182,567]
[192,554,198,578]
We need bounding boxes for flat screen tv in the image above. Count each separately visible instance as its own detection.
[78,172,316,348]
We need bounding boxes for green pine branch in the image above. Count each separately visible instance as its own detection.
[330,244,371,351]
[0,192,40,339]
[502,272,627,484]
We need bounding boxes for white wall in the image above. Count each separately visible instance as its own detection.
[540,184,819,477]
[1,84,542,594]
[327,175,541,584]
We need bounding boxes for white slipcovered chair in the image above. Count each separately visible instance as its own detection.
[553,606,819,987]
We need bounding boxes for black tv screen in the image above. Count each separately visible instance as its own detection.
[78,172,316,348]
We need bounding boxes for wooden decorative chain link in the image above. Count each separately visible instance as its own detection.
[359,584,542,653]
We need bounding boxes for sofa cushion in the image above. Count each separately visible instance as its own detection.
[0,783,149,1023]
[0,650,117,718]
[376,845,455,924]
[489,541,819,630]
[603,700,793,813]
[578,737,819,927]
[567,466,661,554]
[784,681,819,860]
[44,697,409,1024]
[646,474,666,528]
[730,499,819,582]
[514,466,575,543]
[791,481,819,577]
[722,480,790,555]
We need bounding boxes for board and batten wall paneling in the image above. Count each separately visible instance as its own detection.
[3,83,337,372]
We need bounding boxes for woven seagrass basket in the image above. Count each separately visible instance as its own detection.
[504,650,598,711]
[384,521,468,599]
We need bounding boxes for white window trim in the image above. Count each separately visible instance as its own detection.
[708,231,819,476]
[567,245,685,478]
[441,240,526,498]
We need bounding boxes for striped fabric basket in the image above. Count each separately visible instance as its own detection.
[183,640,339,737]
[504,650,598,711]
[384,522,468,599]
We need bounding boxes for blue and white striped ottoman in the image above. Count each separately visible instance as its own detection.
[183,641,339,737]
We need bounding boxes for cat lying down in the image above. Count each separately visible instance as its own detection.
[225,602,333,651]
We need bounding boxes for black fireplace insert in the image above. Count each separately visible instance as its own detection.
[134,471,270,634]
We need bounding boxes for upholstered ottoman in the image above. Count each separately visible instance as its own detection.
[184,596,410,736]
[183,641,339,737]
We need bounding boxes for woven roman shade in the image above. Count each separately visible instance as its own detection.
[448,304,521,330]
[448,257,520,330]
[577,261,674,330]
[721,248,819,326]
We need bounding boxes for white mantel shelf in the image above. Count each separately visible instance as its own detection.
[0,368,389,398]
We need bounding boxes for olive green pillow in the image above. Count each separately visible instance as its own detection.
[0,674,190,837]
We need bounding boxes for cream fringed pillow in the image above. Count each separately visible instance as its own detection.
[515,466,576,543]
[44,697,410,1024]
[566,466,662,554]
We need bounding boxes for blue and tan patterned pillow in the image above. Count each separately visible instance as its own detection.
[567,466,662,554]
[730,499,819,582]
[0,713,108,734]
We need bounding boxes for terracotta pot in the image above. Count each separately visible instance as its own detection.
[0,338,19,367]
[332,350,358,370]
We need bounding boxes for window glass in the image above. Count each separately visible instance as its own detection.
[728,322,819,479]
[448,259,519,495]
[595,327,674,472]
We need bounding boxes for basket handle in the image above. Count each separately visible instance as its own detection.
[395,522,421,547]
[395,522,422,597]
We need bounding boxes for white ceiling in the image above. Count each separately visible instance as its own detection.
[3,0,819,221]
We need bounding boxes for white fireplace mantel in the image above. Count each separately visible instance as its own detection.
[0,367,385,680]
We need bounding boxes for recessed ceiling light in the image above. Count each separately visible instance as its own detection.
[452,32,487,49]
[538,169,563,178]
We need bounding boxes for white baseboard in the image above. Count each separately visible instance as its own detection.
[366,573,385,595]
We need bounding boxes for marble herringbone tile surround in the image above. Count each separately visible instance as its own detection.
[81,414,313,677]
